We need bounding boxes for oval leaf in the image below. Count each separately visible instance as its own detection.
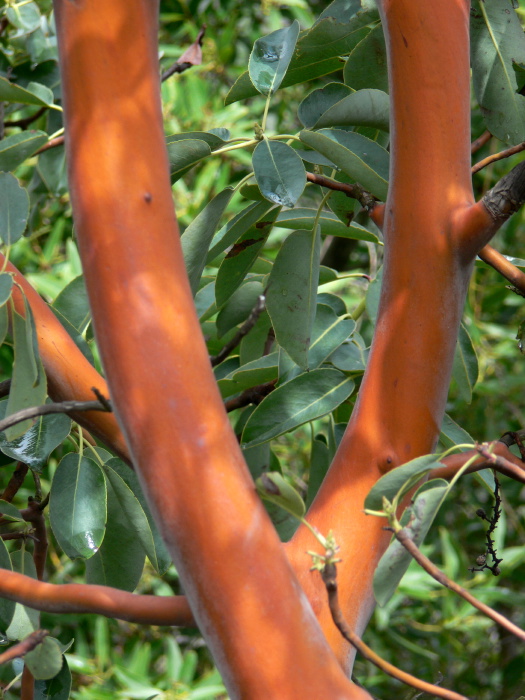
[344,23,388,93]
[25,637,63,681]
[0,173,29,246]
[0,131,48,172]
[266,228,321,369]
[452,323,478,403]
[249,21,300,96]
[49,454,107,559]
[314,89,390,131]
[242,368,354,448]
[252,139,306,208]
[298,82,353,129]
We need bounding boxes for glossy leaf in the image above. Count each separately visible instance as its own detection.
[0,402,71,472]
[34,657,72,700]
[242,368,354,447]
[298,82,353,129]
[0,172,30,246]
[85,474,145,591]
[216,280,264,338]
[207,201,274,261]
[256,471,305,518]
[452,323,479,403]
[4,305,47,441]
[252,139,306,208]
[0,76,55,107]
[276,207,378,243]
[0,537,15,633]
[249,21,300,95]
[25,637,63,680]
[166,138,212,181]
[215,207,279,308]
[49,454,107,560]
[266,228,321,369]
[0,131,48,172]
[300,128,389,200]
[105,458,171,574]
[373,481,448,606]
[181,188,234,295]
[314,89,390,131]
[471,0,525,144]
[364,454,443,512]
[344,23,388,93]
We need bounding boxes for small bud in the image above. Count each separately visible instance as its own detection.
[476,554,486,566]
[493,567,501,576]
[476,508,486,519]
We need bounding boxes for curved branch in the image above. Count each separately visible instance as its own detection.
[0,399,109,434]
[0,568,194,626]
[433,441,525,483]
[472,141,525,174]
[477,245,525,295]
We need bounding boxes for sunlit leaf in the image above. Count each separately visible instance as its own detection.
[256,471,305,518]
[249,21,300,95]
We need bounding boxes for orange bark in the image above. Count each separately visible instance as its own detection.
[53,1,364,697]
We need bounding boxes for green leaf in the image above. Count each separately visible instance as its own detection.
[218,352,278,398]
[34,657,72,700]
[0,400,71,473]
[0,305,8,349]
[300,129,389,200]
[298,83,353,129]
[49,454,107,560]
[103,465,161,574]
[276,207,379,243]
[37,144,68,196]
[0,538,15,633]
[266,228,321,369]
[0,273,13,306]
[4,305,47,441]
[207,201,274,261]
[242,368,354,447]
[0,173,30,246]
[364,454,443,512]
[85,474,146,592]
[314,89,390,131]
[0,131,48,172]
[52,276,90,333]
[307,437,330,508]
[308,304,356,369]
[252,139,306,208]
[249,21,300,96]
[166,138,212,181]
[471,0,525,144]
[216,280,264,338]
[329,333,368,372]
[25,637,63,681]
[373,481,448,606]
[365,265,383,324]
[6,2,41,31]
[344,23,388,93]
[439,413,494,490]
[0,77,55,107]
[105,458,171,575]
[166,131,226,150]
[452,323,479,403]
[256,471,305,518]
[215,207,279,308]
[0,499,24,521]
[181,188,234,295]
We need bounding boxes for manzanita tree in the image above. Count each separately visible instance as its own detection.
[0,0,525,698]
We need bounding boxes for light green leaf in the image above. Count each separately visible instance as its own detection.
[471,0,525,144]
[249,21,300,96]
[49,454,107,560]
[0,173,30,246]
[276,208,378,242]
[0,77,55,107]
[452,323,479,403]
[308,304,356,369]
[314,89,390,131]
[242,368,354,447]
[252,139,306,208]
[298,83,353,129]
[266,228,321,369]
[166,138,212,181]
[181,188,234,295]
[52,276,90,333]
[373,481,448,606]
[25,637,63,681]
[300,129,389,200]
[0,131,48,172]
[256,471,305,518]
[6,2,41,31]
[344,23,388,93]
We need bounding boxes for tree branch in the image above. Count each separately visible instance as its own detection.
[432,441,525,484]
[481,160,525,225]
[0,630,48,666]
[471,130,492,155]
[477,245,525,296]
[392,527,525,642]
[0,399,110,434]
[211,294,266,367]
[225,380,276,413]
[472,141,525,174]
[320,561,468,700]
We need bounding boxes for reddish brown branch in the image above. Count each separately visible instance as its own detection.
[225,380,276,413]
[433,442,525,484]
[4,107,47,129]
[472,142,525,174]
[471,130,492,155]
[478,245,525,296]
[1,462,29,502]
[211,295,266,367]
[320,561,468,700]
[0,399,110,434]
[160,26,206,81]
[393,528,525,642]
[0,630,48,666]
[34,135,64,155]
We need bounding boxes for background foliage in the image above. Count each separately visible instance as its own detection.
[0,0,524,698]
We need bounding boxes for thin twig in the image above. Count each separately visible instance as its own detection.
[0,399,111,434]
[0,630,48,666]
[306,172,377,211]
[469,472,503,576]
[393,527,525,642]
[478,245,525,296]
[320,561,468,700]
[1,462,28,501]
[211,295,266,367]
[4,107,47,129]
[34,134,64,155]
[471,130,492,155]
[472,141,525,174]
[225,380,276,413]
